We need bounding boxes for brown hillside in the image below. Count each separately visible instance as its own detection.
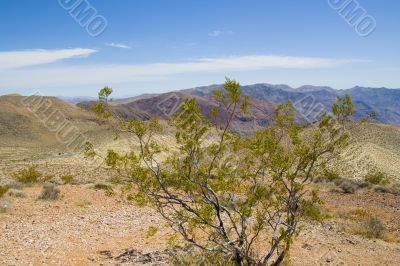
[0,95,99,147]
[77,100,151,121]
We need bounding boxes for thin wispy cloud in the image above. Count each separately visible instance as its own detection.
[208,30,233,37]
[209,30,224,37]
[0,48,97,70]
[0,54,362,89]
[106,42,132,49]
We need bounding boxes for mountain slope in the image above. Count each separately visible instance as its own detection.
[337,123,400,180]
[77,100,152,121]
[0,94,98,147]
[122,91,275,135]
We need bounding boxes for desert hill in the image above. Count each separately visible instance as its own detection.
[76,100,152,121]
[0,95,117,170]
[337,123,400,180]
[0,94,98,147]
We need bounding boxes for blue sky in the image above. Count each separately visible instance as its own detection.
[0,0,399,96]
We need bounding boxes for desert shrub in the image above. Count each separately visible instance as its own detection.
[364,171,389,185]
[336,179,360,194]
[60,174,74,184]
[323,169,340,182]
[313,176,327,183]
[358,181,370,189]
[5,181,23,190]
[347,213,386,240]
[76,200,92,208]
[126,194,134,202]
[349,208,370,218]
[374,184,400,196]
[38,184,60,200]
[89,80,353,265]
[0,186,9,198]
[94,183,111,190]
[391,184,400,196]
[94,183,114,196]
[169,249,235,266]
[300,191,331,223]
[42,175,54,182]
[301,204,331,223]
[374,185,392,194]
[360,217,385,239]
[109,176,123,184]
[12,165,42,184]
[146,226,158,237]
[104,189,114,196]
[120,183,135,202]
[7,189,26,198]
[314,169,341,183]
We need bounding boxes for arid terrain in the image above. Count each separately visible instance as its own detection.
[1,94,400,265]
[1,182,400,265]
[2,0,399,264]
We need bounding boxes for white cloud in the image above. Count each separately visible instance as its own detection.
[208,30,233,37]
[0,48,97,70]
[106,42,132,49]
[0,54,361,89]
[209,30,224,37]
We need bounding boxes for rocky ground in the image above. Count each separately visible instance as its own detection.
[0,185,170,265]
[0,179,399,265]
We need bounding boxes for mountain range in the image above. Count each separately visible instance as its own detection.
[75,84,400,134]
